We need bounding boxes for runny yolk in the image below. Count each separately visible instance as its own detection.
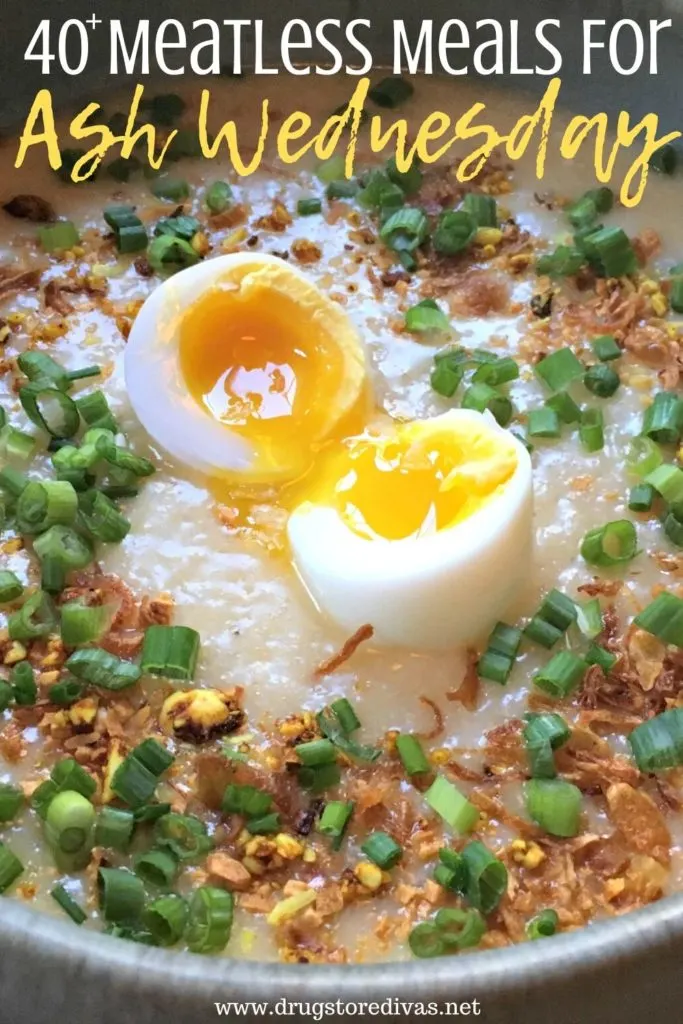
[178,283,356,475]
[308,423,518,541]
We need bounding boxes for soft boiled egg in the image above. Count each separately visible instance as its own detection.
[287,410,533,650]
[124,253,366,483]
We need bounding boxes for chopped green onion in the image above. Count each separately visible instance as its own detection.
[534,650,587,698]
[575,598,603,639]
[527,908,559,939]
[525,778,582,837]
[591,334,621,362]
[650,144,677,174]
[295,739,337,767]
[536,245,585,278]
[360,831,402,869]
[17,351,69,390]
[95,807,135,852]
[325,179,358,200]
[222,784,272,819]
[643,392,683,445]
[461,382,512,427]
[76,391,118,433]
[478,650,513,685]
[66,648,140,690]
[395,733,430,776]
[538,589,577,631]
[144,894,188,947]
[317,800,354,850]
[368,77,414,108]
[433,847,468,894]
[432,210,476,256]
[524,616,563,649]
[670,277,683,314]
[38,220,79,252]
[664,508,683,548]
[147,234,199,275]
[0,681,11,713]
[150,176,189,202]
[528,407,561,439]
[140,625,200,681]
[461,193,497,227]
[155,813,212,862]
[111,741,173,807]
[646,464,683,505]
[0,570,23,604]
[317,708,381,765]
[297,197,321,216]
[628,483,656,512]
[296,762,341,793]
[11,661,37,706]
[580,519,638,567]
[186,886,234,954]
[0,467,29,497]
[45,789,95,860]
[544,392,581,425]
[535,348,584,391]
[329,697,360,735]
[634,591,683,647]
[51,884,87,924]
[430,351,464,398]
[580,226,638,277]
[61,599,116,647]
[247,812,281,835]
[314,155,344,183]
[380,207,429,256]
[16,480,77,534]
[408,921,444,959]
[487,621,523,660]
[424,776,478,833]
[523,712,570,778]
[48,678,86,705]
[8,590,57,641]
[97,438,155,478]
[629,707,683,770]
[567,195,598,230]
[78,490,130,543]
[133,802,172,824]
[385,156,422,195]
[52,758,97,799]
[585,187,614,214]
[472,357,519,387]
[0,783,24,822]
[627,437,663,478]
[579,407,605,452]
[66,365,101,384]
[200,181,232,215]
[434,906,486,950]
[584,364,620,398]
[155,214,200,242]
[461,841,507,913]
[144,93,185,126]
[33,524,93,573]
[98,867,145,924]
[405,299,450,334]
[0,843,23,893]
[135,847,179,888]
[585,643,617,672]
[0,425,37,462]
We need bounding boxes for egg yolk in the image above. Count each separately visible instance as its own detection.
[178,283,358,475]
[307,421,518,541]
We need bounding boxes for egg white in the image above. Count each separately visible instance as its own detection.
[123,252,365,482]
[287,410,534,650]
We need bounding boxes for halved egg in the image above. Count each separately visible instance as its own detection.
[125,253,366,484]
[287,410,533,650]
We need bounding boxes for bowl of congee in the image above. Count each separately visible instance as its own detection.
[2,3,683,1022]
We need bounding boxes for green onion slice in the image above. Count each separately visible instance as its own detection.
[140,625,200,681]
[424,776,478,833]
[525,778,582,837]
[98,867,145,924]
[186,886,234,954]
[461,840,507,913]
[580,520,638,566]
